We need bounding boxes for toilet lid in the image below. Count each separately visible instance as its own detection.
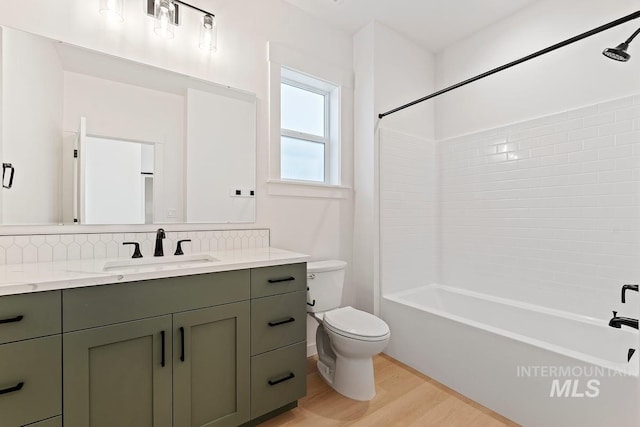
[323,306,390,340]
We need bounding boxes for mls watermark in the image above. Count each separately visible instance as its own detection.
[516,365,635,398]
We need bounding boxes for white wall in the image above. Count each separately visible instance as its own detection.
[1,27,63,224]
[354,22,436,311]
[435,0,640,139]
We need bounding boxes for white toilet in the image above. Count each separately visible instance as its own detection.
[307,260,390,401]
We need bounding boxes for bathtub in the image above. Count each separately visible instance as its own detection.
[382,284,639,427]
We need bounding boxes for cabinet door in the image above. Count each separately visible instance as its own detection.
[173,302,250,427]
[63,316,172,427]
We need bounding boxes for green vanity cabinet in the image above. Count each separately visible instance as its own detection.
[62,272,252,427]
[173,302,250,427]
[63,316,173,427]
[0,261,306,427]
[0,290,62,427]
[26,417,63,427]
[0,335,62,427]
[248,264,307,420]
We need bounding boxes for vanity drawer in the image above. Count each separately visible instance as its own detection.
[251,291,306,355]
[250,342,306,418]
[0,335,62,427]
[250,263,306,298]
[0,291,61,345]
[63,270,249,332]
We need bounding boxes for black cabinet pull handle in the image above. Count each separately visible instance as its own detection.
[180,327,185,362]
[160,331,166,367]
[0,381,24,396]
[0,315,23,325]
[307,300,316,307]
[268,276,295,284]
[268,372,295,386]
[268,317,295,327]
[2,163,15,189]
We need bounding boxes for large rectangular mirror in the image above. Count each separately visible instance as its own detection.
[0,25,256,225]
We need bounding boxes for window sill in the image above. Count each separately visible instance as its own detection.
[267,179,352,199]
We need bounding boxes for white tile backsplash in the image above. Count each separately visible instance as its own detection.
[438,95,640,317]
[0,228,270,265]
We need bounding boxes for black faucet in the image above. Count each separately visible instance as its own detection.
[609,311,639,330]
[154,228,166,257]
[622,284,639,303]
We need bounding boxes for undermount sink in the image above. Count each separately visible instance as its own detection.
[102,254,219,272]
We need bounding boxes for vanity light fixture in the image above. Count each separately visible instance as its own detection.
[99,0,124,22]
[199,14,217,51]
[153,0,176,39]
[145,0,217,51]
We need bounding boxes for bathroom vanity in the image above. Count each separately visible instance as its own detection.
[0,248,308,427]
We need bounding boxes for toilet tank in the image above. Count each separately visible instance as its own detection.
[307,260,347,313]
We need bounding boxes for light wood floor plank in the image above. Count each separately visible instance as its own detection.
[259,353,520,427]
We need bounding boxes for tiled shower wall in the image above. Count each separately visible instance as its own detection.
[380,129,438,294]
[440,95,640,317]
[0,229,270,265]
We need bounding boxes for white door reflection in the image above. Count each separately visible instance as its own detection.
[80,135,155,225]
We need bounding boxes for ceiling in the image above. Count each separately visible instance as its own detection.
[283,0,539,52]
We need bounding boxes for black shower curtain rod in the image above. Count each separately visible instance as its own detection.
[378,10,640,119]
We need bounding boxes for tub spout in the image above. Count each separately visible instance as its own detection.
[609,311,638,329]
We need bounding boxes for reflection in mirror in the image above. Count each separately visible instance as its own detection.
[80,134,155,225]
[0,25,256,226]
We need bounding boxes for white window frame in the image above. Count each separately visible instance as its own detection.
[267,42,352,199]
[280,76,331,183]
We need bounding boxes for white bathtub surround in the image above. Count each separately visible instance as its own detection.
[383,285,638,427]
[0,246,307,297]
[439,95,640,319]
[380,95,640,427]
[0,228,270,266]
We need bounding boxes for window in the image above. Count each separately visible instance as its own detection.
[280,68,337,184]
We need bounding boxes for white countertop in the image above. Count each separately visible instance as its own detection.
[0,247,309,297]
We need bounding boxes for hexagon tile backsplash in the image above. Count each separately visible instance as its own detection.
[0,229,270,266]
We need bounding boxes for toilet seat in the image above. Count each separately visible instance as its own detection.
[322,306,390,342]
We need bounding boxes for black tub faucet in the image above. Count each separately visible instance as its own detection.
[622,284,639,303]
[609,311,639,330]
[154,228,166,257]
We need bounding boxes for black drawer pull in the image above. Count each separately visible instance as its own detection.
[307,300,316,307]
[267,276,295,284]
[160,331,166,367]
[0,315,23,325]
[268,317,295,327]
[180,327,185,362]
[0,381,24,396]
[268,372,295,386]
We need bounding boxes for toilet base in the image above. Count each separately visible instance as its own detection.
[316,354,376,401]
[332,354,376,401]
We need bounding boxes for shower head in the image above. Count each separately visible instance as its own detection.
[603,42,630,61]
[603,27,640,62]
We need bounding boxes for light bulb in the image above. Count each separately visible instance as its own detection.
[154,0,176,39]
[99,0,124,22]
[199,15,217,52]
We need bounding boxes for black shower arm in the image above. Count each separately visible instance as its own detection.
[625,26,640,44]
[378,10,640,120]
